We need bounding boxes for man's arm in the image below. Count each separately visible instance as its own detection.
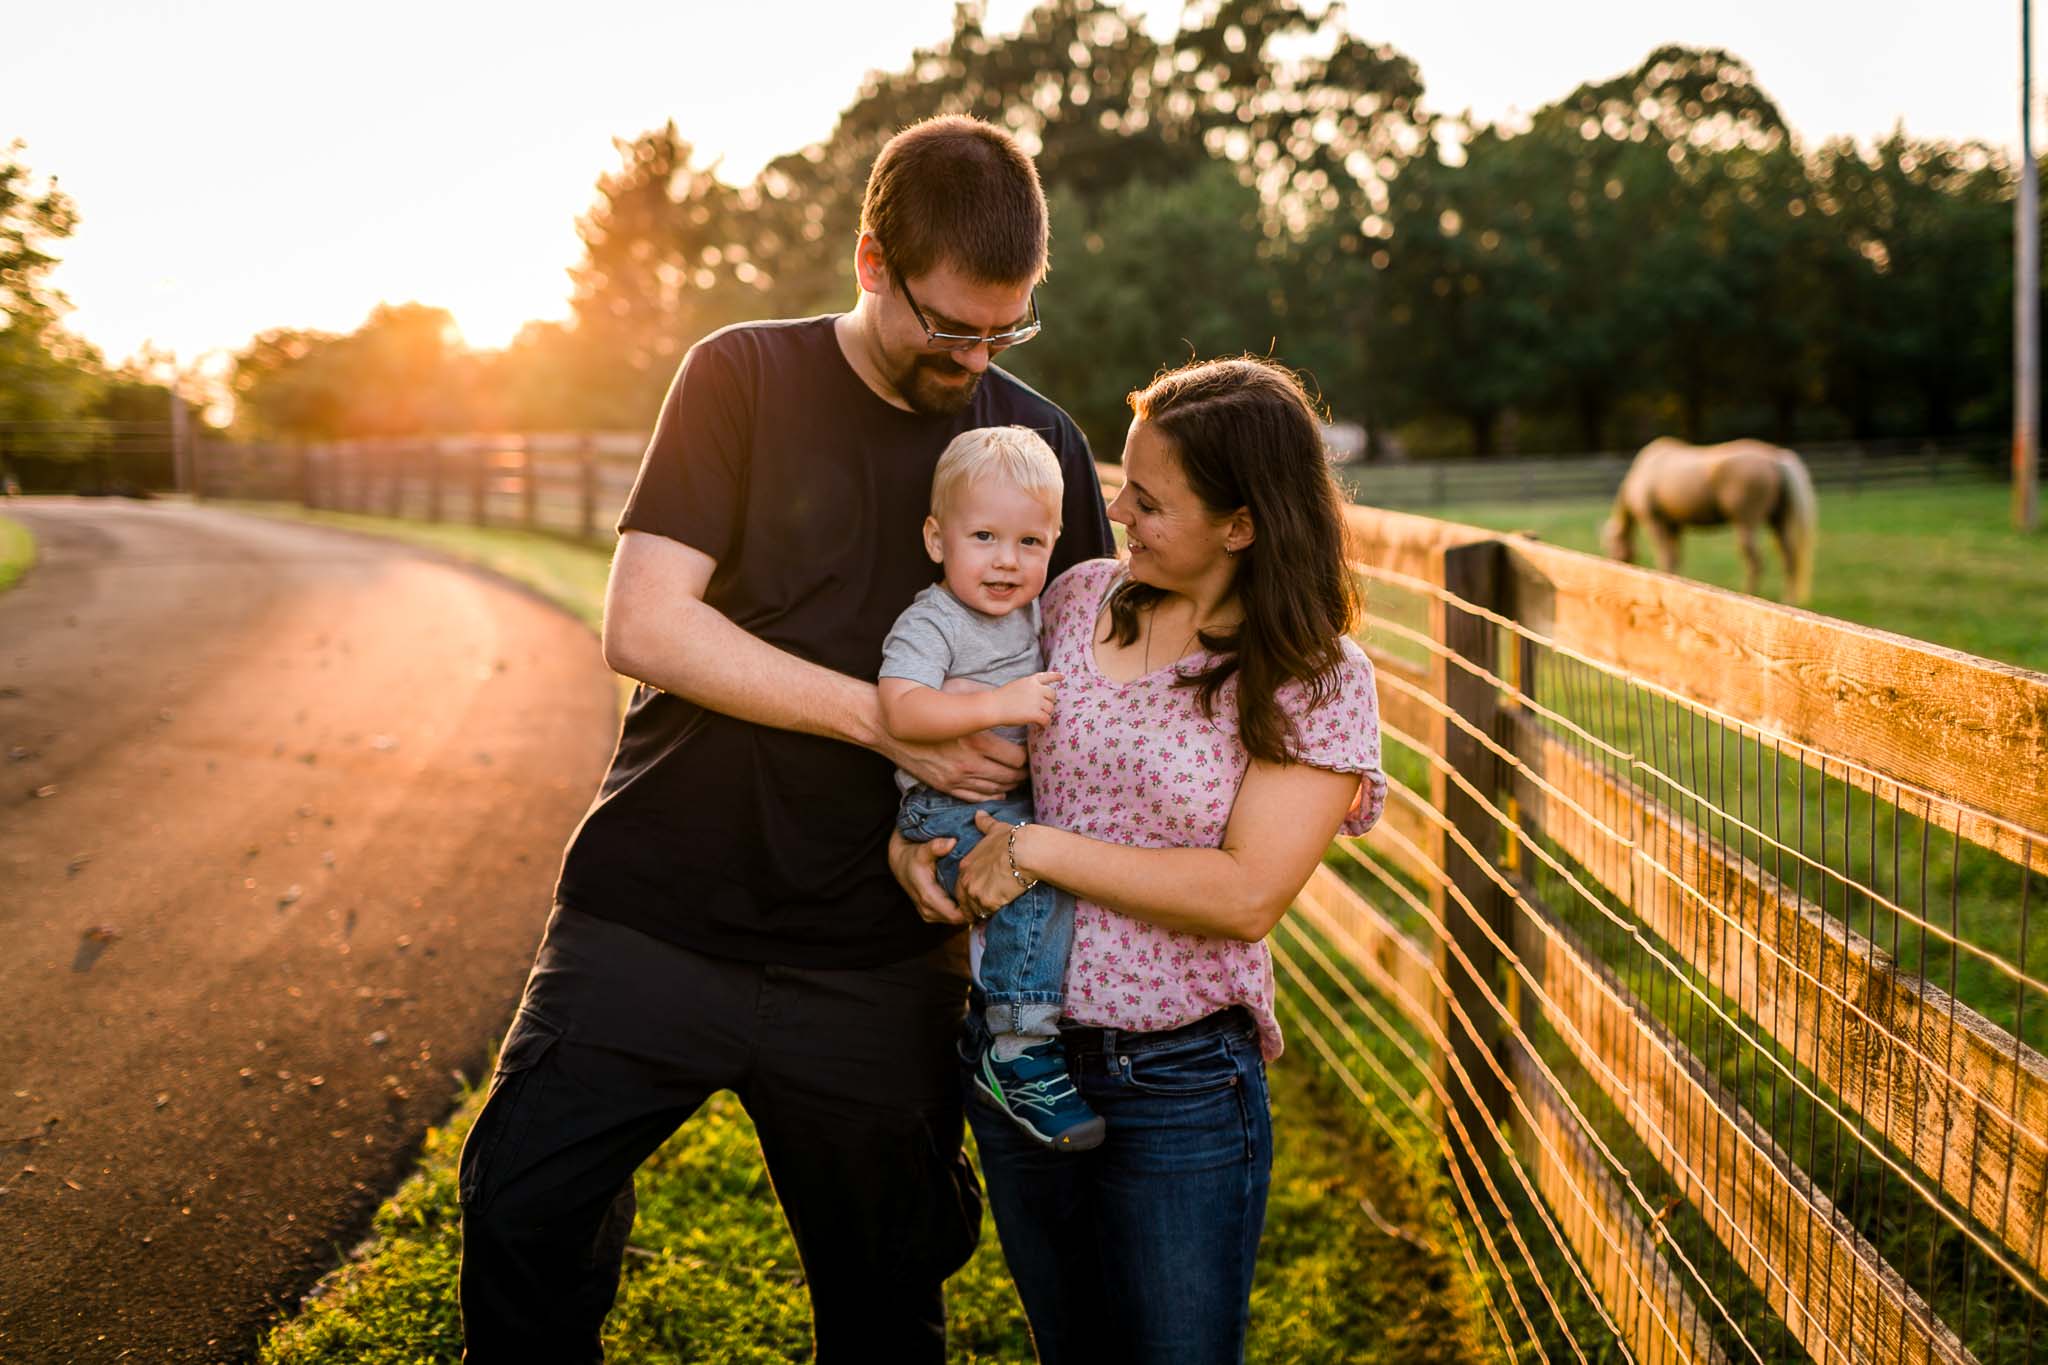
[602,531,1024,800]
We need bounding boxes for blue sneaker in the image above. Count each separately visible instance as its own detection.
[975,1039,1106,1151]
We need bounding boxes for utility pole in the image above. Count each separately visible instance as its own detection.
[169,369,192,495]
[2020,0,2040,530]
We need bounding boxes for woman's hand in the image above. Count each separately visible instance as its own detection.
[954,810,1034,921]
[888,830,969,926]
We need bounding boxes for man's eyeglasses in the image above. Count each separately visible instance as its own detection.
[897,275,1041,354]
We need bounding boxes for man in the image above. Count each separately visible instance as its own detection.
[458,115,1115,1362]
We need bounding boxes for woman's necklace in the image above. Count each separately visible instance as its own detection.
[1142,606,1203,674]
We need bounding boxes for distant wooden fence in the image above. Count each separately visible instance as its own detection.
[1337,436,2002,508]
[194,433,649,539]
[2,419,185,492]
[193,432,2005,533]
[1283,504,2048,1363]
[201,432,2048,1362]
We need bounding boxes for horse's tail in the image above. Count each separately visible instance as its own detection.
[1774,449,1818,605]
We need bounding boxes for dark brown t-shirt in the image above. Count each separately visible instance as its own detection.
[554,315,1114,967]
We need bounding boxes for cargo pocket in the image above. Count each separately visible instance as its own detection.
[457,1004,566,1211]
[904,1105,984,1286]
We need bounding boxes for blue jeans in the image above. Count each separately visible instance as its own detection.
[897,786,1073,1040]
[963,1005,1274,1364]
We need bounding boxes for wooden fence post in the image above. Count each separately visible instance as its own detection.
[519,439,538,530]
[1438,539,1511,1191]
[426,440,443,523]
[470,439,487,526]
[578,434,598,542]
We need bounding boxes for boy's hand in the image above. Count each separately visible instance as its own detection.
[990,671,1063,728]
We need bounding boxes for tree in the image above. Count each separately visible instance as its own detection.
[231,304,481,439]
[0,142,102,429]
[560,123,761,427]
[731,0,1427,445]
[231,327,346,438]
[1368,122,1560,454]
[1002,163,1283,450]
[1809,133,2009,437]
[1502,46,1791,446]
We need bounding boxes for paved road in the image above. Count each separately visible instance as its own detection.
[0,499,619,1361]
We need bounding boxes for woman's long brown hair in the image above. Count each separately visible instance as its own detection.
[1106,356,1360,764]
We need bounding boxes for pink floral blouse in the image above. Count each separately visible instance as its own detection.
[1017,557,1387,1060]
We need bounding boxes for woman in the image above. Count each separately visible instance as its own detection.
[914,356,1386,1363]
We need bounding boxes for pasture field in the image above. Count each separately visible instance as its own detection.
[234,502,1494,1364]
[0,512,34,592]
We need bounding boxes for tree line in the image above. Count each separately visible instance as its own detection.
[4,0,2028,468]
[0,142,182,460]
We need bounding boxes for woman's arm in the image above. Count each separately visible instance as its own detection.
[952,759,1363,941]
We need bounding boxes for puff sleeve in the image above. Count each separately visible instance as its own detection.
[1284,637,1388,836]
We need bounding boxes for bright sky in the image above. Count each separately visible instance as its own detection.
[6,0,2039,378]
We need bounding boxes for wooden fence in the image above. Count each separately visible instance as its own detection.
[201,434,2048,1362]
[193,431,2009,536]
[1286,503,2048,1363]
[193,433,649,538]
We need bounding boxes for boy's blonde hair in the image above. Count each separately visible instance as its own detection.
[929,425,1064,524]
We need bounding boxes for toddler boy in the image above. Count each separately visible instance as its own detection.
[879,425,1103,1152]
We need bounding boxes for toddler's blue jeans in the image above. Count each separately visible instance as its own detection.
[897,785,1072,1041]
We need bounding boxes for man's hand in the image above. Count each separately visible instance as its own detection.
[889,830,969,926]
[988,671,1062,729]
[886,730,1027,802]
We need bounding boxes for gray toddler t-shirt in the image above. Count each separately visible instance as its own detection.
[879,584,1044,794]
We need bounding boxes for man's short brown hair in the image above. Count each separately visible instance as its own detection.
[860,115,1049,287]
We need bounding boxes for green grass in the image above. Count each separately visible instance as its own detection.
[1426,478,2048,672]
[259,1053,1493,1363]
[0,511,35,592]
[232,500,1499,1364]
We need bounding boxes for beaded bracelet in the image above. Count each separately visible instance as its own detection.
[1006,819,1039,894]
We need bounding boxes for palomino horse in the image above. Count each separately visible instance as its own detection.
[1601,438,1818,603]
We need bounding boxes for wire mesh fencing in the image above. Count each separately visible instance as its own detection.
[1282,506,2048,1365]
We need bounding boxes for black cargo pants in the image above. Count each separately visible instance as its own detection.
[457,906,981,1363]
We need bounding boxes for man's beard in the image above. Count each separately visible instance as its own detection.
[892,352,984,415]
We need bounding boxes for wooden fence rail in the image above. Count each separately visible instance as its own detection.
[197,430,2048,1363]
